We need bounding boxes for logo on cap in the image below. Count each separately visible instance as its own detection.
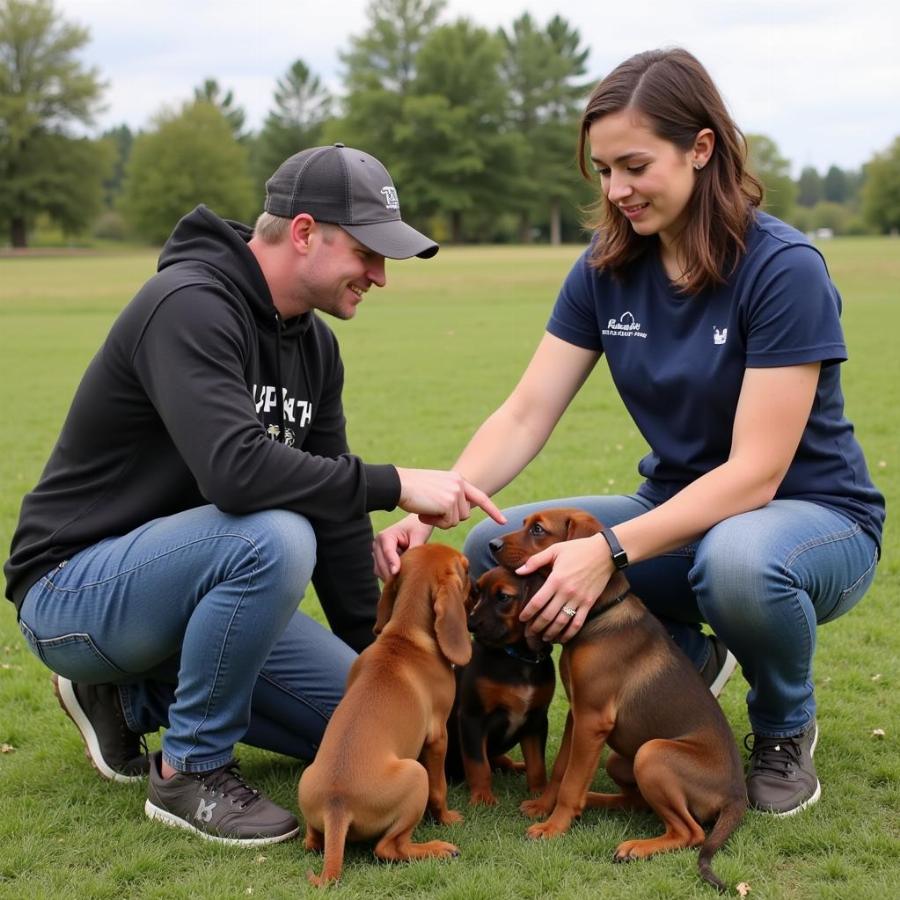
[380,186,399,210]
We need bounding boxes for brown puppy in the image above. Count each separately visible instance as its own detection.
[492,508,746,893]
[298,543,472,887]
[455,567,556,806]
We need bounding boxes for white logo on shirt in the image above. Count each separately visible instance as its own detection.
[713,326,728,345]
[602,311,647,339]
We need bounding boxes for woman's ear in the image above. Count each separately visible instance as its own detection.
[692,128,715,170]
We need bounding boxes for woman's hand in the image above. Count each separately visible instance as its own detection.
[514,534,614,643]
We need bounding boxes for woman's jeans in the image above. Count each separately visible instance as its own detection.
[464,494,879,739]
[18,505,356,773]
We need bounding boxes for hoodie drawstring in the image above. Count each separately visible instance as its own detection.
[273,312,287,444]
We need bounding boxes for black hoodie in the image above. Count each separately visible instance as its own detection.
[4,206,401,650]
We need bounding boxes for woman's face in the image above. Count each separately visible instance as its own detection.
[588,109,704,248]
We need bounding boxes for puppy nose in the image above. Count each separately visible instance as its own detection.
[488,537,503,560]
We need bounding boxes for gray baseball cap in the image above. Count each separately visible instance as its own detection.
[264,143,438,259]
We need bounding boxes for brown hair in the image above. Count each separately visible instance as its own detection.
[578,48,763,295]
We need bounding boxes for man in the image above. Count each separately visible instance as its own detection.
[4,144,502,845]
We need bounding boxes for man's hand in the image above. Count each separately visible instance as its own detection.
[394,468,505,529]
[373,514,434,580]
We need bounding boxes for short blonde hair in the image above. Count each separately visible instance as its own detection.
[253,211,292,244]
[253,212,342,245]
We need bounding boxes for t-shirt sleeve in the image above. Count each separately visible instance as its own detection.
[546,250,605,352]
[744,244,847,368]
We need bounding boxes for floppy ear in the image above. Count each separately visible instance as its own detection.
[566,511,602,540]
[433,575,472,667]
[374,574,401,635]
[465,577,478,614]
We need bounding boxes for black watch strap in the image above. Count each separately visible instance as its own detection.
[600,526,629,570]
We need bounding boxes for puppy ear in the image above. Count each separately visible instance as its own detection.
[465,577,478,614]
[433,575,473,667]
[374,574,400,635]
[566,511,602,540]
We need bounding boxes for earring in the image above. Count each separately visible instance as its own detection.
[693,161,703,171]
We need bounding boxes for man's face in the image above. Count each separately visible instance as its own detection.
[301,224,387,320]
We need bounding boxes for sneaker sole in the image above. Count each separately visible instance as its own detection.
[53,674,144,784]
[708,649,738,698]
[144,799,300,846]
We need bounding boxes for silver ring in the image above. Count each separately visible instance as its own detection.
[562,606,577,618]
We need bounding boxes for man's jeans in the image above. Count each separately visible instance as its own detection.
[464,495,879,738]
[18,505,356,773]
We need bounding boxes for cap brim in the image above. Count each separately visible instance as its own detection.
[341,220,439,260]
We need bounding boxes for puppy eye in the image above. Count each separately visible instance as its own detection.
[497,592,517,604]
[529,523,546,536]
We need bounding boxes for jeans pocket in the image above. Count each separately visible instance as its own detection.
[819,551,879,625]
[23,628,128,683]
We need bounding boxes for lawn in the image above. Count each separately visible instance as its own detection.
[0,238,898,898]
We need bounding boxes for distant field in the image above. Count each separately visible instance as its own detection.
[1,239,897,898]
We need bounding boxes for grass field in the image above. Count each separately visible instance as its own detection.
[0,238,898,898]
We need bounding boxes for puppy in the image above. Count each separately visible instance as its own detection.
[298,543,471,886]
[452,567,555,806]
[491,508,746,893]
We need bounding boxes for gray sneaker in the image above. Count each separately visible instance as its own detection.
[699,635,738,698]
[53,674,149,783]
[145,751,299,846]
[745,720,821,816]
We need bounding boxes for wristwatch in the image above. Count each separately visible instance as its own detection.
[600,526,629,570]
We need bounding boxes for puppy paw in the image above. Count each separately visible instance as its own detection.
[525,821,566,840]
[520,798,552,819]
[438,808,464,825]
[469,789,499,807]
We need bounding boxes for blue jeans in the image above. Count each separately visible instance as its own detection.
[464,494,879,738]
[18,505,356,773]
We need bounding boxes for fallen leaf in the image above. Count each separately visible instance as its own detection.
[736,882,752,897]
[1,744,15,754]
[871,674,882,682]
[877,460,887,468]
[872,728,885,739]
[255,856,268,864]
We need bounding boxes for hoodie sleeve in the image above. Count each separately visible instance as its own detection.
[131,284,399,521]
[302,326,380,651]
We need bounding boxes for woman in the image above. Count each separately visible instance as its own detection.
[374,48,884,817]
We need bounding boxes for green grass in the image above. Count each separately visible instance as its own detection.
[1,238,898,898]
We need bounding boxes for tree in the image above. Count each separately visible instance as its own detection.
[395,19,524,242]
[746,133,796,220]
[862,136,900,233]
[0,0,108,246]
[100,123,133,207]
[193,78,247,142]
[338,0,445,162]
[822,165,848,204]
[252,59,331,190]
[796,166,822,208]
[120,100,256,243]
[499,13,590,243]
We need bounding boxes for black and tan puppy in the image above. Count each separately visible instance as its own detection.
[491,507,746,894]
[452,567,555,806]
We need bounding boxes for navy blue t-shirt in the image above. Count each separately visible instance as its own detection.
[547,212,884,548]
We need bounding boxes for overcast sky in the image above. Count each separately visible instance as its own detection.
[54,0,900,177]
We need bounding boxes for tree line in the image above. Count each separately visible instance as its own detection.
[2,0,899,249]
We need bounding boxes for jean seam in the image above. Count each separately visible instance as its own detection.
[184,537,262,763]
[41,532,265,593]
[782,521,861,571]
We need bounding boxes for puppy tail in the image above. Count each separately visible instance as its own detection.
[307,798,352,887]
[697,797,746,893]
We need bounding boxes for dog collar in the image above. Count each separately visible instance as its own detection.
[503,643,553,664]
[584,591,628,623]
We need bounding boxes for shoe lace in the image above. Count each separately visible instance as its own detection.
[744,733,802,778]
[198,760,261,810]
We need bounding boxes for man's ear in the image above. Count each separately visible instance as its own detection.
[289,214,315,255]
